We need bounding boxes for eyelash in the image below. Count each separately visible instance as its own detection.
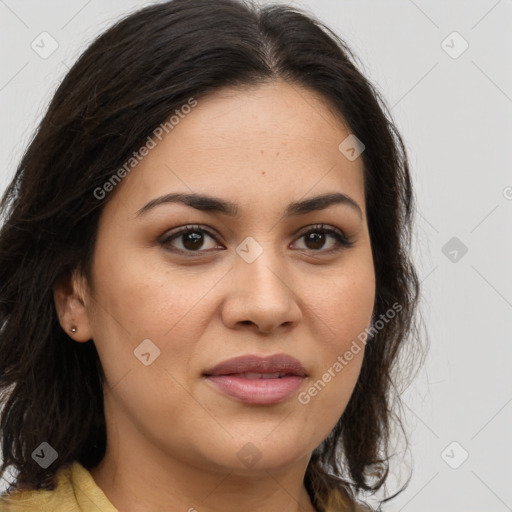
[159,223,354,256]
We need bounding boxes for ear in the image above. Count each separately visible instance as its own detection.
[53,269,93,343]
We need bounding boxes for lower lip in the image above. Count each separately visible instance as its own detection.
[205,375,305,404]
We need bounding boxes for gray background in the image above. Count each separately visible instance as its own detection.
[1,1,511,510]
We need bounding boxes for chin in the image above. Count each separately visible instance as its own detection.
[201,435,312,474]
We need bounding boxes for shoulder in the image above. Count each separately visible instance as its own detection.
[0,461,116,512]
[0,463,75,511]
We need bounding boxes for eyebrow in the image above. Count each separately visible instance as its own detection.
[135,191,363,220]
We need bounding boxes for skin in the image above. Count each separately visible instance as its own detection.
[54,80,376,512]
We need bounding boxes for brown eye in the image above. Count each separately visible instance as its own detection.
[304,232,326,250]
[160,223,353,257]
[181,231,206,250]
[161,225,221,254]
[294,225,353,253]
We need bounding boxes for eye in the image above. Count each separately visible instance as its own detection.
[293,224,354,253]
[160,225,222,254]
[159,223,353,256]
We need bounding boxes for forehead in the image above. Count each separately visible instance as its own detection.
[104,80,366,219]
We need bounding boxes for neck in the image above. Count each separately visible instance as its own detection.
[90,449,317,512]
[89,406,317,512]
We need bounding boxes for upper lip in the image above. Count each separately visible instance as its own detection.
[204,353,307,377]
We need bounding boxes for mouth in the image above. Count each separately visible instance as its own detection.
[203,353,307,405]
[222,372,295,379]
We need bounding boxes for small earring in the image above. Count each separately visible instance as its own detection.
[70,327,77,334]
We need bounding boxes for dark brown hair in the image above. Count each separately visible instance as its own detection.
[0,1,425,510]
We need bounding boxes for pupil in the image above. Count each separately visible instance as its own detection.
[307,232,324,250]
[181,231,326,251]
[183,232,203,250]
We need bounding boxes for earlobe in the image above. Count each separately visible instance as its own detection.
[53,270,93,343]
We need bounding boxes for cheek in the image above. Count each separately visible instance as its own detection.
[296,258,374,423]
[297,352,363,452]
[88,249,224,385]
[91,246,192,335]
[314,259,375,353]
[297,303,369,443]
[87,257,213,439]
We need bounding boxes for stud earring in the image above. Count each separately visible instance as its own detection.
[70,327,77,334]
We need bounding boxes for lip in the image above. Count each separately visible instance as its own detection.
[203,353,307,405]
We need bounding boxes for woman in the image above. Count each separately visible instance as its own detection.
[0,0,424,510]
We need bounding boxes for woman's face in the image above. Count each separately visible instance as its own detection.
[74,80,375,475]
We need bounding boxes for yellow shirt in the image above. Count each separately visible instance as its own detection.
[0,464,374,511]
[0,461,118,511]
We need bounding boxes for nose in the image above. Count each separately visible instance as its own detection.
[221,247,302,334]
